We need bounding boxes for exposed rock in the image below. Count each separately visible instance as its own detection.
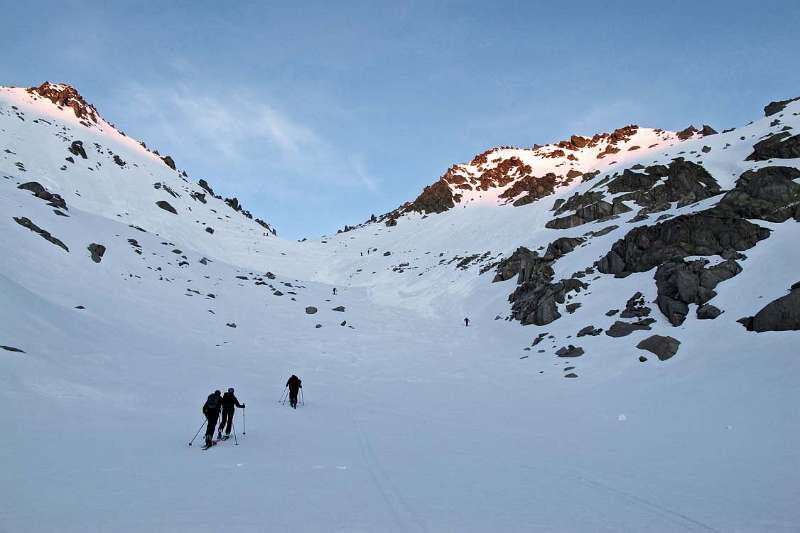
[305,306,318,314]
[577,325,602,337]
[712,166,800,223]
[385,217,397,227]
[556,345,584,357]
[332,306,345,312]
[676,125,698,140]
[383,251,391,256]
[638,355,648,362]
[596,213,769,276]
[544,237,586,260]
[700,125,718,136]
[697,304,722,320]
[493,247,543,283]
[740,284,800,332]
[87,243,106,263]
[156,200,177,215]
[1,345,25,353]
[18,181,67,210]
[226,323,237,328]
[564,373,578,378]
[27,82,99,124]
[161,155,176,170]
[113,154,126,167]
[68,140,87,159]
[565,302,581,313]
[746,132,800,161]
[605,319,654,338]
[405,179,455,214]
[13,217,69,251]
[546,199,631,229]
[605,309,619,316]
[654,259,741,326]
[636,335,680,361]
[764,96,800,117]
[205,227,214,234]
[510,278,586,326]
[620,292,651,319]
[198,179,216,196]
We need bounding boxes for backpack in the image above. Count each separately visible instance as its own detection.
[204,394,221,411]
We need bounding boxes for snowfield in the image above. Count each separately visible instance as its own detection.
[1,84,798,532]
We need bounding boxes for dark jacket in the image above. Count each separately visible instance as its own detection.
[203,393,222,416]
[286,375,302,391]
[221,391,244,411]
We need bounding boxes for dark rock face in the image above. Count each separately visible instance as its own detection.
[564,373,578,378]
[18,182,67,210]
[332,306,345,312]
[636,335,680,361]
[556,345,584,357]
[406,179,455,214]
[27,82,100,124]
[700,125,718,136]
[546,199,631,230]
[13,217,69,251]
[113,155,126,167]
[764,96,800,117]
[1,345,25,353]
[156,201,177,214]
[510,278,586,326]
[697,304,722,320]
[198,179,216,196]
[605,319,654,338]
[544,237,586,260]
[654,259,741,326]
[740,284,800,332]
[68,140,87,159]
[677,126,698,140]
[87,243,106,263]
[161,155,176,170]
[305,306,318,314]
[577,325,602,337]
[746,132,800,161]
[607,160,722,213]
[620,292,651,318]
[493,247,544,283]
[712,167,800,223]
[596,213,769,276]
[205,227,214,234]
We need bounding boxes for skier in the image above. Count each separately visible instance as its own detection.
[286,374,302,409]
[217,387,245,440]
[202,390,222,448]
[464,317,470,327]
[333,287,337,296]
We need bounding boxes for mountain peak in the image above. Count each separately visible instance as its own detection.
[26,81,100,126]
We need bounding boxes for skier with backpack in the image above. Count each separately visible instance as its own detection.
[286,375,302,409]
[217,387,245,440]
[202,390,222,448]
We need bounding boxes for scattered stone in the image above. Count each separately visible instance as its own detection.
[18,182,67,210]
[605,309,619,316]
[565,303,581,313]
[68,140,87,159]
[383,251,391,256]
[636,335,680,361]
[156,200,177,214]
[1,345,25,353]
[226,323,237,328]
[305,306,318,314]
[113,154,126,167]
[332,306,345,312]
[13,217,69,251]
[697,304,722,320]
[620,292,651,318]
[605,319,654,338]
[74,305,85,309]
[577,325,602,337]
[87,243,106,263]
[340,321,347,326]
[205,227,214,234]
[638,355,647,362]
[315,324,322,328]
[564,373,578,378]
[556,345,584,357]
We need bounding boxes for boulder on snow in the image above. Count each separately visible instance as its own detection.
[13,217,69,252]
[654,259,741,326]
[555,345,584,357]
[156,200,177,214]
[305,306,318,314]
[1,345,25,353]
[68,140,87,159]
[636,335,680,361]
[620,292,651,319]
[739,284,800,332]
[18,181,67,210]
[87,243,106,263]
[764,96,800,117]
[332,306,345,312]
[697,304,722,320]
[746,132,800,161]
[605,319,654,338]
[577,325,602,337]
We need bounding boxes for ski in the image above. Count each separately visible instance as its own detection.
[201,440,219,450]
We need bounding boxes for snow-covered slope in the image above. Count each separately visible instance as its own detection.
[1,83,799,532]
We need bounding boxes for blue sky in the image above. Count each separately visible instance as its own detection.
[4,1,800,238]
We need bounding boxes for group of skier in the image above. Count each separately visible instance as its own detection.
[199,375,303,449]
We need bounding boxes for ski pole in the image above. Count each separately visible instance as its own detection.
[278,387,287,404]
[242,407,246,436]
[301,388,305,406]
[188,419,207,447]
[232,420,239,446]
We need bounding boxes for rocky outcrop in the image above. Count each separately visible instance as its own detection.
[697,304,722,320]
[764,96,800,117]
[546,199,631,229]
[607,160,722,213]
[620,292,651,319]
[654,259,741,326]
[161,155,176,170]
[556,345,584,357]
[498,173,559,206]
[510,277,586,326]
[18,182,67,210]
[746,132,800,161]
[636,335,680,361]
[544,237,586,260]
[68,140,87,159]
[87,243,106,263]
[13,217,69,251]
[27,82,99,125]
[492,247,545,283]
[605,319,654,337]
[596,213,770,276]
[739,283,800,332]
[712,166,800,223]
[156,201,177,214]
[406,180,455,214]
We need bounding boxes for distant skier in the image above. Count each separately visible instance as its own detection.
[202,390,222,448]
[286,374,302,409]
[217,387,245,440]
[464,317,470,327]
[333,287,337,296]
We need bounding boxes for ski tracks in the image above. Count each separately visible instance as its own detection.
[352,418,429,533]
